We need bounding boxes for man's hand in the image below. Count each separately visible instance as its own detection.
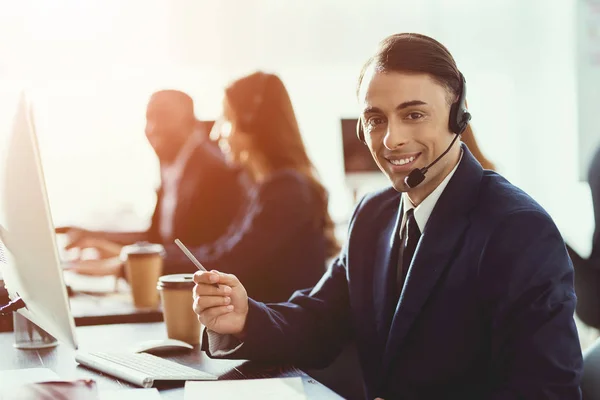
[55,226,89,244]
[57,230,124,277]
[63,257,123,276]
[65,236,123,259]
[193,271,248,336]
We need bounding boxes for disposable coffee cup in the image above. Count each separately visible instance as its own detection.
[120,242,165,308]
[157,274,200,345]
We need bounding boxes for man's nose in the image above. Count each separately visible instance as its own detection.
[382,121,410,150]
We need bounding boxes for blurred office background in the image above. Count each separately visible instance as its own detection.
[0,0,597,262]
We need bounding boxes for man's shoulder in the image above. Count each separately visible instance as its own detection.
[475,170,554,229]
[346,186,400,232]
[357,186,400,213]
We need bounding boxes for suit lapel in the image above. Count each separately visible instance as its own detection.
[382,144,483,371]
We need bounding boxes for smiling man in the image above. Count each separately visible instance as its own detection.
[192,33,583,399]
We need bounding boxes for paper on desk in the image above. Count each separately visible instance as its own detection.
[0,368,60,390]
[98,388,161,400]
[184,377,307,400]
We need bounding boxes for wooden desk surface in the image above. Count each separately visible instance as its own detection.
[0,322,342,399]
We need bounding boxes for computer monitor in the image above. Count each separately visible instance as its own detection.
[340,118,388,190]
[0,92,78,349]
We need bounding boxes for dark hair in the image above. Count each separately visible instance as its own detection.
[357,33,461,104]
[226,72,341,257]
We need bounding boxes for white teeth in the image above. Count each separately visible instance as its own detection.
[389,156,415,166]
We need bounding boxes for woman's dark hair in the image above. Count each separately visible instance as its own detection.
[226,72,341,257]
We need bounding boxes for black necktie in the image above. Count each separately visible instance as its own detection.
[397,209,421,295]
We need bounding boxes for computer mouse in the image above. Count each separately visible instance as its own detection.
[130,338,194,354]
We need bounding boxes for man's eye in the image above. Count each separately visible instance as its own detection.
[367,116,385,127]
[406,112,424,120]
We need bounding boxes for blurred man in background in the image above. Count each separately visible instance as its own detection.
[58,90,248,275]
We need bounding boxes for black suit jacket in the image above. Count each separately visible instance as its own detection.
[147,140,247,271]
[205,145,583,399]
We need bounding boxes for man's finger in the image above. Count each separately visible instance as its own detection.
[66,258,121,277]
[193,295,231,313]
[55,226,74,234]
[64,240,85,250]
[211,271,240,287]
[69,264,104,276]
[194,284,232,298]
[64,235,97,249]
[193,271,219,285]
[198,305,234,322]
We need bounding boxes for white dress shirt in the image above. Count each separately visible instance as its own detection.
[159,129,204,242]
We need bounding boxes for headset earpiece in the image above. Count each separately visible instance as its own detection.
[448,72,471,135]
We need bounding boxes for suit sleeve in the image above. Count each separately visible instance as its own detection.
[162,171,317,277]
[479,211,583,399]
[200,195,367,369]
[202,253,353,368]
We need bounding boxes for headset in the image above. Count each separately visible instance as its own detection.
[356,72,471,188]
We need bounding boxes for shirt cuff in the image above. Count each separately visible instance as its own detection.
[206,329,244,356]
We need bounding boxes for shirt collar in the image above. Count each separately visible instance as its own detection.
[401,149,463,232]
[161,126,205,177]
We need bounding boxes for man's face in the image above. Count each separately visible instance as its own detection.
[358,66,460,201]
[145,98,191,163]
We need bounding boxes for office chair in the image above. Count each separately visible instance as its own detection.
[582,338,600,399]
[567,244,600,330]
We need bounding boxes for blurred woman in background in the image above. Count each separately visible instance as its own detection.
[161,71,340,302]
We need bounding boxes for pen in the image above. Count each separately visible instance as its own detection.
[174,239,219,288]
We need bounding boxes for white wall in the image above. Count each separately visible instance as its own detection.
[0,0,593,254]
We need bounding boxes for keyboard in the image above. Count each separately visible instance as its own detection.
[75,351,218,388]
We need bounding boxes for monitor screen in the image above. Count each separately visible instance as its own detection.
[341,118,380,174]
[0,93,77,349]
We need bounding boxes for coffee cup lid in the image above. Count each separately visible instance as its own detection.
[120,241,165,260]
[157,273,195,289]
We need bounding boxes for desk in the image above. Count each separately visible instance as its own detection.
[69,292,163,326]
[0,322,343,399]
[0,275,163,333]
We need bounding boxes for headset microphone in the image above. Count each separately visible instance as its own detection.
[404,133,460,188]
[356,72,472,189]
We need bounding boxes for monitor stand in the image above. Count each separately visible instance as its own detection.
[13,312,57,350]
